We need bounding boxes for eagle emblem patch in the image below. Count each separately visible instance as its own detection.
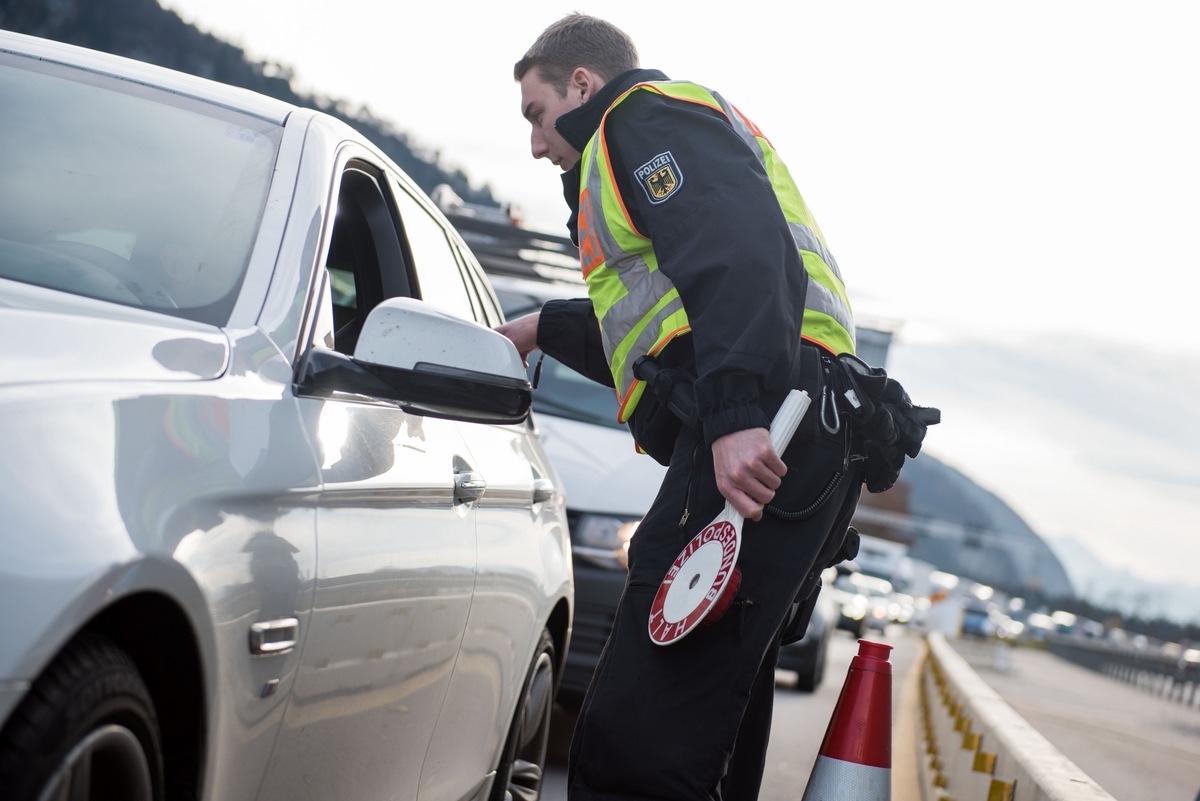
[634,151,683,205]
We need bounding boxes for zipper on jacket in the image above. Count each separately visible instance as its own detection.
[678,440,701,527]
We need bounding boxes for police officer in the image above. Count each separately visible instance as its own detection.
[498,14,863,800]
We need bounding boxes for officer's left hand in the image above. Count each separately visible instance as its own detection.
[712,428,786,521]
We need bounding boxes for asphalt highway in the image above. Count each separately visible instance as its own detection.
[950,636,1200,801]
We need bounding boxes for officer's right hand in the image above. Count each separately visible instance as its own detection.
[712,427,786,521]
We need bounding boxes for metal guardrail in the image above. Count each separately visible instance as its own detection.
[1045,635,1200,708]
[917,633,1117,801]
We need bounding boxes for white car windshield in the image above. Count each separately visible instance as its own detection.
[0,52,282,324]
[528,353,624,430]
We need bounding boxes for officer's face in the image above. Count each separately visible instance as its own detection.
[520,70,585,171]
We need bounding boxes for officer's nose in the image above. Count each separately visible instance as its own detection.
[530,129,550,161]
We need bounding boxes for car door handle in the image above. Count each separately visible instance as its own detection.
[532,477,555,504]
[454,471,487,503]
[249,617,299,656]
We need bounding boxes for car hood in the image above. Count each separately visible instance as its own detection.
[0,298,229,386]
[532,412,666,517]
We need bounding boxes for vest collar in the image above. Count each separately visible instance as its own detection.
[556,69,667,242]
[555,68,669,153]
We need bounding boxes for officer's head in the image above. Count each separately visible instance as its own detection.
[515,14,639,171]
[515,14,638,91]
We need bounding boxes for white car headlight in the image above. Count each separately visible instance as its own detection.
[571,514,640,570]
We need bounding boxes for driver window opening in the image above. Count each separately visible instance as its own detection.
[323,166,412,355]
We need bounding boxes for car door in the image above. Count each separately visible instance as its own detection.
[385,181,562,801]
[260,156,480,801]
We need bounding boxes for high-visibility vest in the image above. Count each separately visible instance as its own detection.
[578,80,855,423]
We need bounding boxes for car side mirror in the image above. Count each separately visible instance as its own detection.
[298,297,532,425]
[355,297,525,376]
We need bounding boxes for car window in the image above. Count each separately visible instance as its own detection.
[321,164,413,354]
[528,354,624,430]
[392,187,475,322]
[451,241,504,328]
[314,162,498,359]
[0,52,282,325]
[842,573,893,597]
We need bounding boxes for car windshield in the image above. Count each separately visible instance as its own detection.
[493,285,624,430]
[838,573,894,597]
[0,52,283,325]
[529,354,623,430]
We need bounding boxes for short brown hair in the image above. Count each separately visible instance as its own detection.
[514,13,639,95]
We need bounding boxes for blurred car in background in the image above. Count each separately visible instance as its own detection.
[0,30,572,801]
[777,567,839,691]
[832,567,898,637]
[860,574,899,633]
[961,598,1026,640]
[891,592,917,626]
[961,599,1000,638]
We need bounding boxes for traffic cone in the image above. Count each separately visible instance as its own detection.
[800,639,893,800]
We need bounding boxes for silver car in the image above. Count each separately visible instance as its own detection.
[0,30,572,801]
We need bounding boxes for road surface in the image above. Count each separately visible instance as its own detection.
[950,636,1200,801]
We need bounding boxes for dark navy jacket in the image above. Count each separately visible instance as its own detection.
[535,68,812,462]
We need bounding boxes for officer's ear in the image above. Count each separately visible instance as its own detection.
[569,67,605,104]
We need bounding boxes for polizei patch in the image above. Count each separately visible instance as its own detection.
[634,151,683,204]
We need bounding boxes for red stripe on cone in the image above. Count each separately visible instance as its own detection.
[819,639,892,767]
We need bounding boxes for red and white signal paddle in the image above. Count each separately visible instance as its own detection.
[648,389,811,646]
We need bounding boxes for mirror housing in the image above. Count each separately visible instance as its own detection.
[298,297,532,425]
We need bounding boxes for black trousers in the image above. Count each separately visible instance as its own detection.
[567,351,861,801]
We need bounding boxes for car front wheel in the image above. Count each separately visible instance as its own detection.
[0,632,163,801]
[490,628,556,801]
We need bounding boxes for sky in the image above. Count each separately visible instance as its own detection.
[157,0,1200,617]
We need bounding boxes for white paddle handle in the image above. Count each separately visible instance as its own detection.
[768,389,811,456]
[722,390,810,530]
[725,505,744,530]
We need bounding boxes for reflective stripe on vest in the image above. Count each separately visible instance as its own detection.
[579,80,855,423]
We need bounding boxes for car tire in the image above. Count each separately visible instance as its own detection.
[0,631,164,801]
[490,628,556,801]
[794,637,827,693]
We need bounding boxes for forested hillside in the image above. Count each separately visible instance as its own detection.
[0,0,497,205]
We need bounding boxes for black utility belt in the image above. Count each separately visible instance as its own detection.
[822,352,941,493]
